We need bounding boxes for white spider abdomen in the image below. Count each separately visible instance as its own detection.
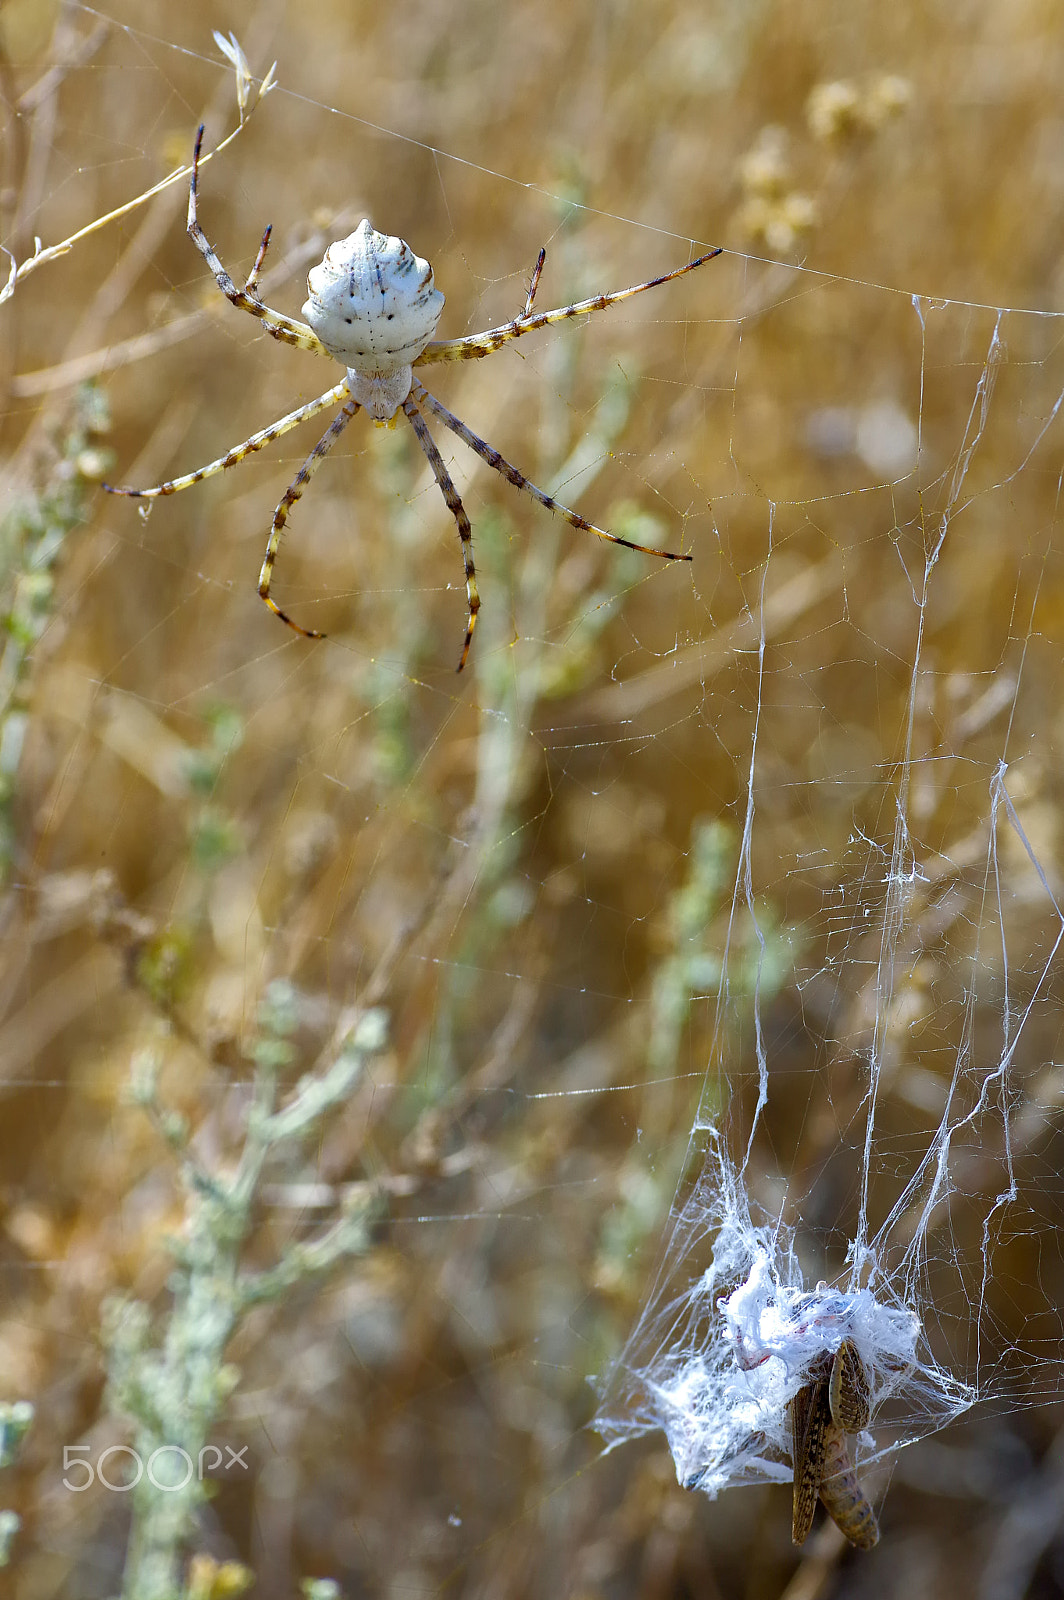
[302,219,444,418]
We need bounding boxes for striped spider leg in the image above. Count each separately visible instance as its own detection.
[105,123,722,668]
[790,1338,880,1551]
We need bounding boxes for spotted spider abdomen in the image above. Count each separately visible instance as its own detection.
[302,220,444,418]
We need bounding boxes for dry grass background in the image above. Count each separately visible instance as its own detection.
[3,0,1064,1596]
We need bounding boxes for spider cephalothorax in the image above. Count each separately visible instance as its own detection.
[105,125,721,670]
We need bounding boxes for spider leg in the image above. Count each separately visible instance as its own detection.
[524,248,546,316]
[258,397,361,638]
[415,245,722,366]
[410,379,693,563]
[401,394,481,673]
[103,381,350,499]
[186,124,330,357]
[244,224,272,297]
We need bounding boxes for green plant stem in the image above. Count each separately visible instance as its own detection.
[109,1009,387,1600]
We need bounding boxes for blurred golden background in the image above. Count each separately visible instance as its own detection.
[3,0,1064,1596]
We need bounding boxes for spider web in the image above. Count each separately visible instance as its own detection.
[3,3,1064,1597]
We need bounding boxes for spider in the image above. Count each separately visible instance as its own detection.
[104,125,722,671]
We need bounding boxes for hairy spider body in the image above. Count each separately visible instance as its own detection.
[104,125,721,670]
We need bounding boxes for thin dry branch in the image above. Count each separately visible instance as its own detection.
[0,40,276,307]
